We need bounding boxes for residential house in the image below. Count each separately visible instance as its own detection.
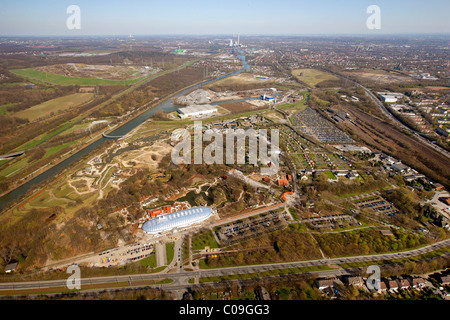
[409,277,426,289]
[345,276,364,287]
[397,279,410,290]
[372,280,388,293]
[440,276,450,286]
[4,262,18,273]
[317,279,334,291]
[388,280,399,292]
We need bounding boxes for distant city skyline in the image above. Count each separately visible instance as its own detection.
[1,0,449,36]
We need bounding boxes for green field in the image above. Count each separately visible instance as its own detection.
[16,122,74,151]
[166,242,175,264]
[292,69,338,87]
[11,68,144,86]
[15,93,94,121]
[324,170,337,179]
[0,103,15,115]
[44,141,77,158]
[0,156,29,177]
[191,229,219,251]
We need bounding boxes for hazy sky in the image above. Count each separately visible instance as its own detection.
[0,0,449,36]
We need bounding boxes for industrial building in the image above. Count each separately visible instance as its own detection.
[377,92,405,103]
[177,104,218,119]
[142,206,213,235]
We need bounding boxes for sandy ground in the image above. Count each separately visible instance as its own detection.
[116,141,172,169]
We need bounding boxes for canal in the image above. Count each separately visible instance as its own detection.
[0,53,250,212]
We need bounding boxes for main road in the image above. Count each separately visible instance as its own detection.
[1,238,448,292]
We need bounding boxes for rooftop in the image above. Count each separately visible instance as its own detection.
[142,206,213,235]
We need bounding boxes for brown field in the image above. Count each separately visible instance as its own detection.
[342,69,412,84]
[424,86,450,91]
[206,73,276,92]
[219,101,262,113]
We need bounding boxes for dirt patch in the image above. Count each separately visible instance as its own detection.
[342,69,412,84]
[116,142,172,169]
[220,101,262,113]
[36,63,147,80]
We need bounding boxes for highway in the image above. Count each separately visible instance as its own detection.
[1,238,449,293]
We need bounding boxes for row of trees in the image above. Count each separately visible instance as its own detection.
[314,228,430,257]
[1,85,78,113]
[309,171,387,196]
[90,65,206,118]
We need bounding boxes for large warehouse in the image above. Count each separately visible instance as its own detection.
[142,206,213,235]
[177,104,218,119]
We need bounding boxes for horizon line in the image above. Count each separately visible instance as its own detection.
[1,32,450,38]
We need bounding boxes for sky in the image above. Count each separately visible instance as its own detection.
[0,0,449,36]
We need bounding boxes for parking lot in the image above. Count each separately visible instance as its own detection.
[291,107,353,144]
[355,197,399,216]
[93,242,154,267]
[215,210,288,245]
[302,214,360,230]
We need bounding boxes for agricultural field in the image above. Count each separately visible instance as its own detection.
[291,68,339,87]
[14,92,94,121]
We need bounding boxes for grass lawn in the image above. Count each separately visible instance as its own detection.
[278,92,310,112]
[288,207,300,220]
[0,140,77,178]
[11,68,144,86]
[191,229,219,251]
[43,141,77,158]
[16,122,74,151]
[0,157,29,177]
[324,170,337,180]
[166,242,175,265]
[15,93,94,121]
[139,253,157,268]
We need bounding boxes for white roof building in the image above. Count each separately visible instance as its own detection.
[177,104,218,119]
[377,92,405,103]
[142,206,213,235]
